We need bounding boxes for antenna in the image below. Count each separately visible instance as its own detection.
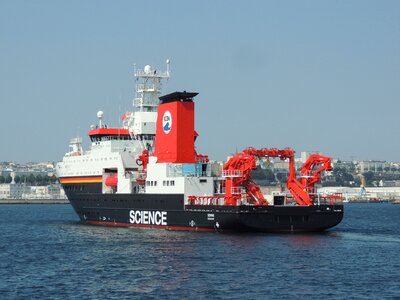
[97,111,104,128]
[166,59,170,76]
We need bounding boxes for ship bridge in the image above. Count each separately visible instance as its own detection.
[88,128,131,142]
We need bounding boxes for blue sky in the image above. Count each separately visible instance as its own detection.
[0,0,399,162]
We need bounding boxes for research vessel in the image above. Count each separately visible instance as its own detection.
[56,62,343,232]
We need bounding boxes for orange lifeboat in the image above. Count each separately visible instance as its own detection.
[105,174,118,187]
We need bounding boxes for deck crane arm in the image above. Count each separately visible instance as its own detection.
[223,152,266,206]
[300,154,333,193]
[223,147,332,206]
[244,147,313,206]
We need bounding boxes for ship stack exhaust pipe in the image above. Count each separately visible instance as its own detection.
[154,91,198,164]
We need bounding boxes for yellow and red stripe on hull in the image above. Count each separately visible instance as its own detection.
[59,176,102,184]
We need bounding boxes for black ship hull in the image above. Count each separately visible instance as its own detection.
[66,189,343,233]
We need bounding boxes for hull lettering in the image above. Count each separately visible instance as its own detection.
[129,210,167,226]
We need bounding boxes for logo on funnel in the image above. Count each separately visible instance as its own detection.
[162,111,172,134]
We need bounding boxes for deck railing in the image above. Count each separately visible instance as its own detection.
[285,192,344,205]
[222,170,242,177]
[187,192,343,207]
[187,195,225,206]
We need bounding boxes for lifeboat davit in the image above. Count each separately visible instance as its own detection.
[105,174,118,187]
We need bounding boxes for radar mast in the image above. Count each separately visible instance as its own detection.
[124,60,171,149]
[133,60,170,112]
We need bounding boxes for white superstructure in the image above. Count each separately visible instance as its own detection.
[56,61,171,192]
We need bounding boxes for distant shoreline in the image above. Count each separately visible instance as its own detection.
[0,199,69,204]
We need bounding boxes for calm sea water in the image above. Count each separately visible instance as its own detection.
[0,203,399,299]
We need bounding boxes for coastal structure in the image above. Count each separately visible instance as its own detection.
[0,183,65,200]
[0,184,30,199]
[0,162,55,178]
[318,186,400,202]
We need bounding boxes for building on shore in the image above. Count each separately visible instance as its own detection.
[356,160,391,173]
[0,183,31,199]
[318,186,400,202]
[0,183,66,200]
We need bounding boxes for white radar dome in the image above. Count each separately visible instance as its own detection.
[144,65,152,74]
[97,111,104,119]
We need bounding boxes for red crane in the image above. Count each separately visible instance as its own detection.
[223,151,266,206]
[300,154,333,195]
[223,147,333,206]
